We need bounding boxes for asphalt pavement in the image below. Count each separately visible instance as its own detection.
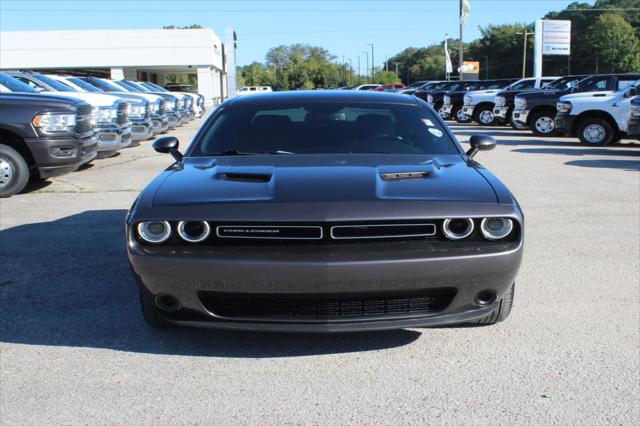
[1,118,639,425]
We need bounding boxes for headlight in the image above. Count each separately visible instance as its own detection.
[427,94,434,104]
[151,101,160,113]
[92,107,117,123]
[480,218,513,240]
[556,102,572,113]
[177,221,211,243]
[443,95,451,105]
[166,100,177,111]
[442,218,474,241]
[495,96,506,107]
[32,113,76,133]
[463,95,472,105]
[631,106,640,117]
[137,221,172,244]
[514,97,526,109]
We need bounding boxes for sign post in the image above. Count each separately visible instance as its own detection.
[534,19,571,78]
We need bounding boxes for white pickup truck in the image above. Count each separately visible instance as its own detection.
[555,80,640,146]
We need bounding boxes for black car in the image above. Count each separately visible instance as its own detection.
[513,74,640,136]
[0,74,97,197]
[127,91,524,332]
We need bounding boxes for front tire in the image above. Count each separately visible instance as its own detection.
[577,118,615,146]
[474,105,495,126]
[0,144,30,198]
[530,111,556,136]
[473,283,515,325]
[454,106,472,123]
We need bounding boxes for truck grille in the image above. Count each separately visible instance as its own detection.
[158,101,166,115]
[75,105,93,134]
[145,103,151,120]
[198,288,456,321]
[116,103,129,125]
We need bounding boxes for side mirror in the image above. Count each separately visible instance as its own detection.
[466,134,496,159]
[153,136,183,162]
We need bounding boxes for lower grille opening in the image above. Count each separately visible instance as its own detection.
[198,288,456,322]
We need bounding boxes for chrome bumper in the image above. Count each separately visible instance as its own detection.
[493,106,509,121]
[131,120,154,141]
[95,123,132,153]
[462,105,475,117]
[512,109,530,127]
[440,104,453,119]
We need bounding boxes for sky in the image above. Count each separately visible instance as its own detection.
[0,0,590,68]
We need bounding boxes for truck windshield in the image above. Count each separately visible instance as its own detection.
[67,77,104,93]
[32,74,76,92]
[92,79,128,92]
[0,73,37,93]
[142,82,168,92]
[194,102,459,156]
[123,81,151,92]
[545,76,583,90]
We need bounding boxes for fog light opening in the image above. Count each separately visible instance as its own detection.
[155,294,180,312]
[475,290,497,306]
[177,220,211,243]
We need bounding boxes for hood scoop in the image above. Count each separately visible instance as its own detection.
[221,172,272,183]
[380,171,431,181]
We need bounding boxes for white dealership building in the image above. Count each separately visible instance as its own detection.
[0,28,236,106]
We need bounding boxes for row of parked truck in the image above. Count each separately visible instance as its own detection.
[410,73,640,146]
[0,71,206,197]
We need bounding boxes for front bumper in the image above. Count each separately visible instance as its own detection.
[166,112,180,128]
[128,234,523,332]
[555,113,576,136]
[512,109,530,127]
[440,104,453,119]
[95,123,132,154]
[493,106,511,124]
[151,115,169,134]
[130,119,154,141]
[25,134,98,178]
[461,105,475,118]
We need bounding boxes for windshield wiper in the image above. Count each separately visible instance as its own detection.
[210,150,295,156]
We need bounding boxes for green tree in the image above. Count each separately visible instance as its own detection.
[586,13,640,72]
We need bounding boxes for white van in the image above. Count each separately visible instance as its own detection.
[237,86,273,96]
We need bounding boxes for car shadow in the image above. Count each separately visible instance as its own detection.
[0,209,421,358]
[565,159,640,171]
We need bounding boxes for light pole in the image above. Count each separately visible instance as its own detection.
[366,43,374,82]
[394,62,399,77]
[362,51,369,83]
[517,29,533,78]
[356,55,361,82]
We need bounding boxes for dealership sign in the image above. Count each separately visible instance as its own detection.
[542,20,571,56]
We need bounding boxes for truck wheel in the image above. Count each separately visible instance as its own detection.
[577,118,615,146]
[139,289,170,328]
[455,106,471,123]
[473,283,515,325]
[474,105,495,125]
[0,144,30,198]
[530,111,556,136]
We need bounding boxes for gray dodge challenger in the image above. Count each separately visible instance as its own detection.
[127,91,523,332]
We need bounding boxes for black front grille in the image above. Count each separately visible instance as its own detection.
[198,289,456,321]
[117,103,129,125]
[158,101,166,115]
[145,104,151,120]
[75,105,93,134]
[331,223,436,240]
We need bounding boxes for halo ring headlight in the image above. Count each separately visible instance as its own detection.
[177,220,211,243]
[137,221,172,244]
[442,218,474,240]
[480,218,513,240]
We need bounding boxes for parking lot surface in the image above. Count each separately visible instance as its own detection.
[1,118,639,425]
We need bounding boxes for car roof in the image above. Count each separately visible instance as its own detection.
[226,90,418,107]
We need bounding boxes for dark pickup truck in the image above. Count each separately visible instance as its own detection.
[439,81,486,122]
[513,74,640,136]
[0,92,97,197]
[493,77,561,127]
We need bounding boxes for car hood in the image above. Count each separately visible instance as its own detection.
[43,91,120,106]
[122,92,163,103]
[559,90,617,103]
[151,155,498,207]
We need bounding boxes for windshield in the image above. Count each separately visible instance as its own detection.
[408,81,428,89]
[123,81,151,92]
[83,78,125,92]
[0,73,38,93]
[31,74,77,92]
[508,80,535,90]
[67,77,104,92]
[546,76,583,90]
[194,102,458,156]
[485,81,510,89]
[142,82,168,92]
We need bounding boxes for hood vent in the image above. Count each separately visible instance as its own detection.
[380,171,431,181]
[222,172,272,183]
